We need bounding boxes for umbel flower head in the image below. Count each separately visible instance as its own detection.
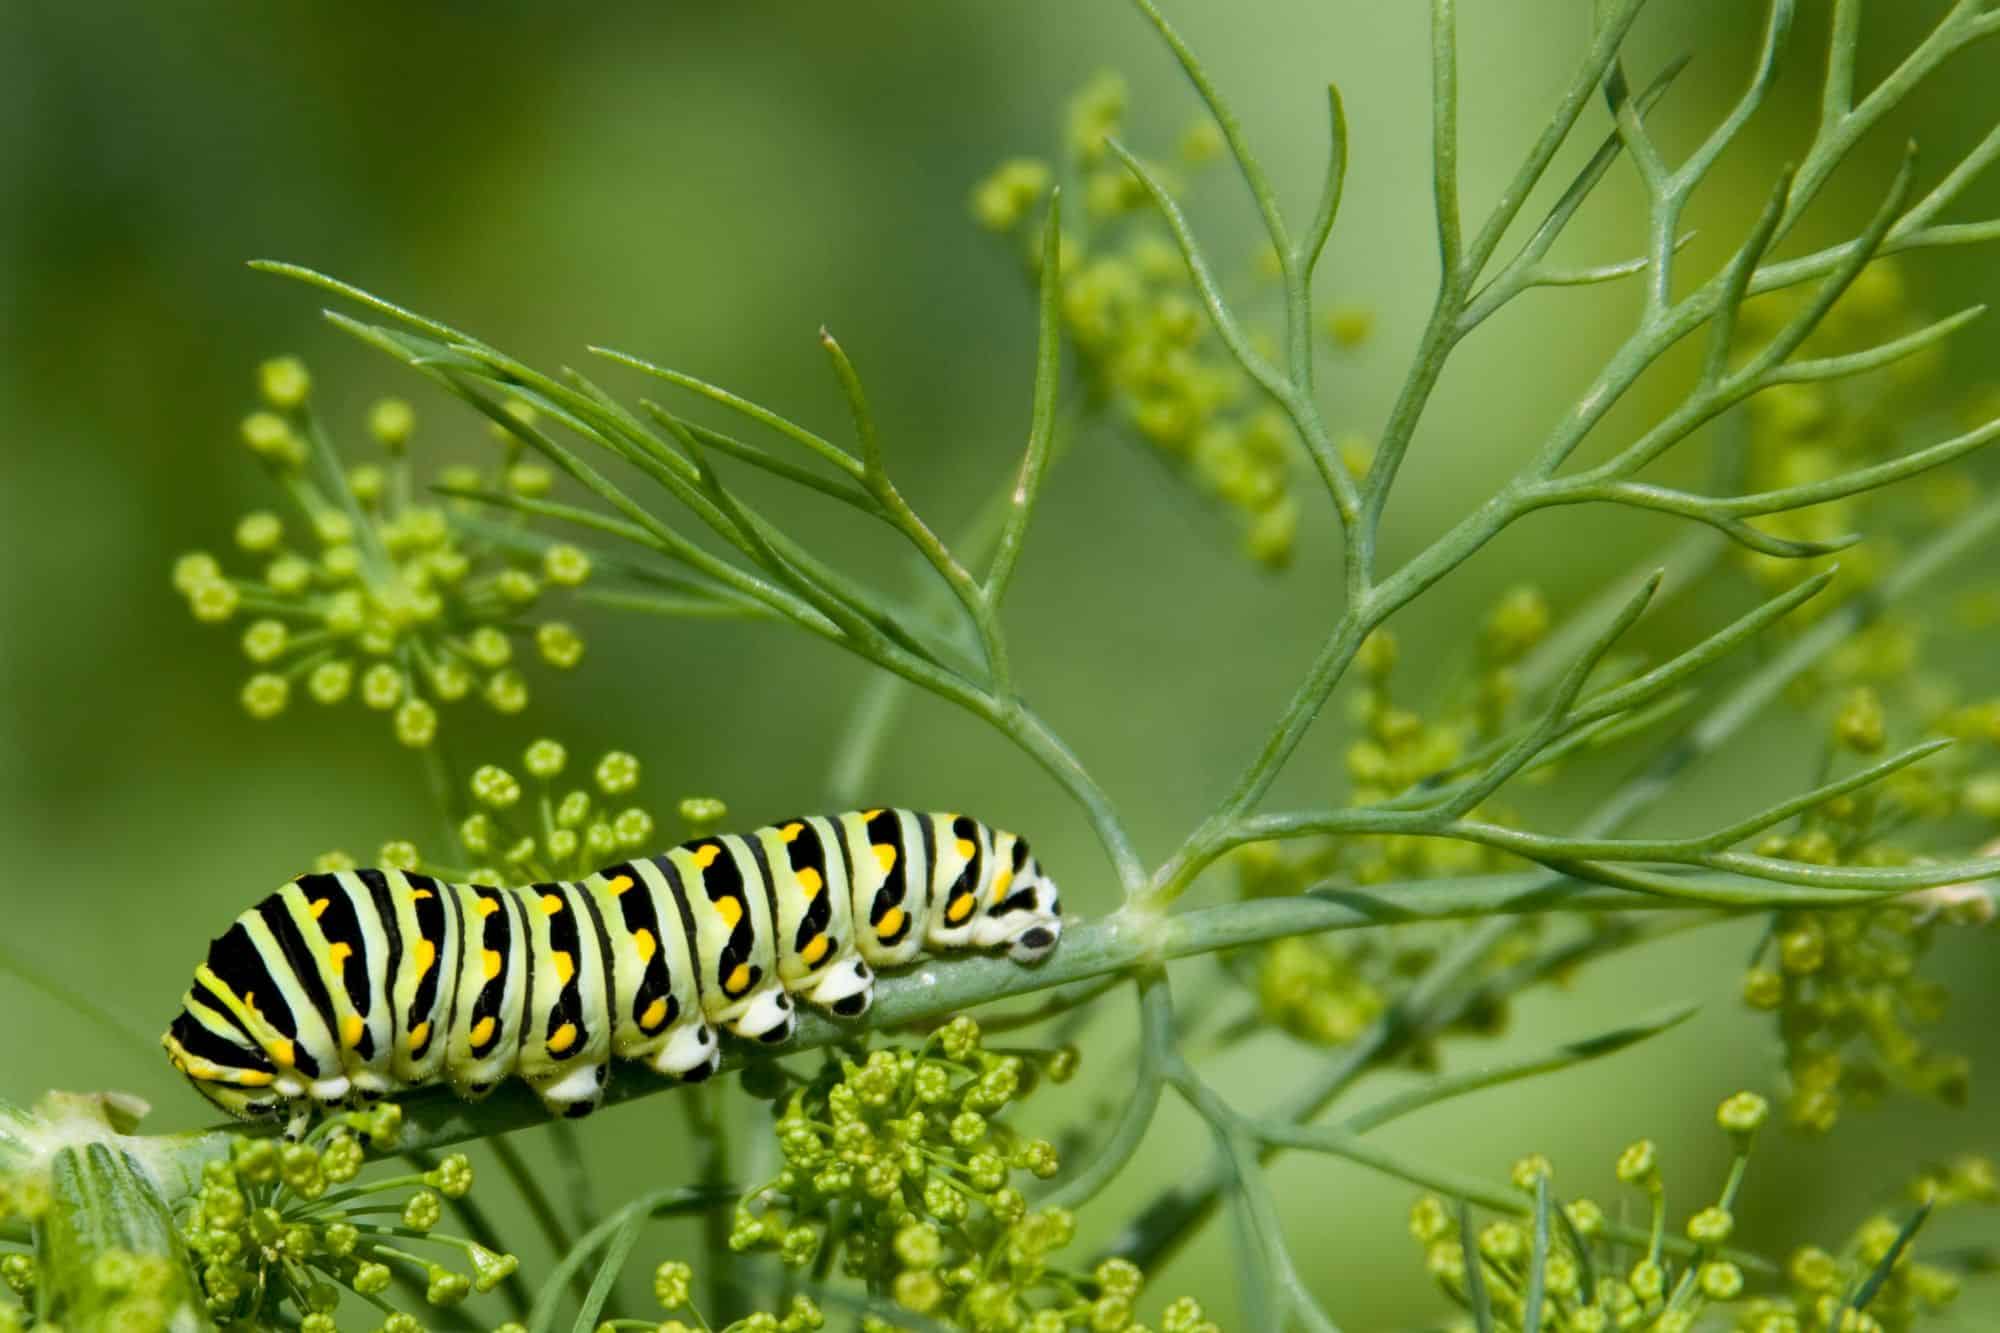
[970,71,1382,572]
[315,737,677,885]
[171,358,593,746]
[180,1104,517,1332]
[728,1016,1213,1332]
[1411,1092,1994,1333]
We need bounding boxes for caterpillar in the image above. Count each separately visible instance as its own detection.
[163,810,1060,1131]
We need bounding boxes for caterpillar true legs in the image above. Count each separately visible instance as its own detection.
[163,810,1061,1131]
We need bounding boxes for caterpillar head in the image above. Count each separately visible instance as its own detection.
[973,831,1063,964]
[162,1015,282,1122]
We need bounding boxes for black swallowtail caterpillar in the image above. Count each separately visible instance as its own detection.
[163,810,1060,1129]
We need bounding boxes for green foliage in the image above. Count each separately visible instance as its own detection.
[13,1,2000,1330]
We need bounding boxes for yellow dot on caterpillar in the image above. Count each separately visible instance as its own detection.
[725,963,752,995]
[476,896,499,917]
[552,951,575,985]
[482,949,502,980]
[633,928,656,963]
[780,822,804,842]
[989,868,1014,904]
[413,937,437,979]
[875,906,905,940]
[327,942,353,970]
[861,808,883,819]
[469,1016,496,1048]
[714,896,743,929]
[410,887,433,902]
[690,844,721,869]
[268,1037,295,1068]
[407,1021,430,1051]
[640,998,668,1030]
[607,874,635,895]
[800,934,831,966]
[873,843,897,873]
[341,1015,365,1048]
[236,1070,276,1087]
[947,894,974,925]
[796,866,823,897]
[309,898,330,919]
[956,838,976,860]
[540,892,564,916]
[547,1022,578,1055]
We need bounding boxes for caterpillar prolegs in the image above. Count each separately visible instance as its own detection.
[162,810,1061,1130]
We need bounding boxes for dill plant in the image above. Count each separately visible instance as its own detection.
[9,2,2000,1330]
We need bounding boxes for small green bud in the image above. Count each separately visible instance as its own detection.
[1485,586,1552,662]
[308,659,353,705]
[524,738,568,778]
[259,356,312,408]
[485,669,529,714]
[353,1261,391,1295]
[402,1188,442,1230]
[241,619,288,664]
[1700,1260,1744,1300]
[1687,1205,1734,1244]
[536,621,584,669]
[1742,967,1785,1009]
[241,672,290,720]
[679,795,727,827]
[544,544,592,586]
[472,765,523,809]
[653,1259,692,1309]
[1718,1090,1770,1135]
[1835,687,1887,754]
[235,512,284,553]
[507,462,553,497]
[368,398,414,448]
[394,698,438,748]
[1615,1140,1659,1187]
[359,662,404,710]
[189,577,242,623]
[241,410,303,466]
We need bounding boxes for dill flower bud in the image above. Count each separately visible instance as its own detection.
[1835,688,1888,754]
[241,673,289,720]
[394,698,437,748]
[1615,1140,1660,1188]
[1718,1090,1770,1135]
[1700,1260,1744,1300]
[1687,1206,1734,1244]
[544,543,591,586]
[1485,586,1552,662]
[653,1260,692,1309]
[597,751,642,795]
[368,397,414,448]
[258,356,311,409]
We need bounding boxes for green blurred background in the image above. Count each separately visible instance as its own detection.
[4,1,1997,1326]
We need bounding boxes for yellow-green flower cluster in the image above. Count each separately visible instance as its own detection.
[171,358,593,746]
[1230,592,1569,1048]
[574,1261,824,1333]
[181,1105,516,1333]
[317,739,669,885]
[1734,259,1951,597]
[1736,688,1998,1132]
[731,1017,1205,1332]
[0,1164,45,1331]
[1412,1093,1989,1333]
[969,73,1375,570]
